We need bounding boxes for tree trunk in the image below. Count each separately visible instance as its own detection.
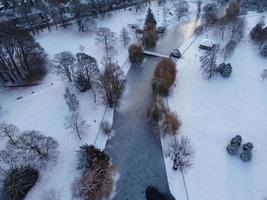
[181,170,190,200]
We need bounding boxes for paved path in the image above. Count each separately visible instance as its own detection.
[105,57,173,200]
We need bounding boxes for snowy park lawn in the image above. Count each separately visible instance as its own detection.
[0,4,149,200]
[0,1,177,199]
[162,13,267,200]
[0,1,183,199]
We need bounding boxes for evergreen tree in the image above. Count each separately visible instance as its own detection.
[145,7,157,26]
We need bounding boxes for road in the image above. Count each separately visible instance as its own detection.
[105,20,197,200]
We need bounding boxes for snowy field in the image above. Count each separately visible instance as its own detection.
[0,1,184,200]
[162,12,267,200]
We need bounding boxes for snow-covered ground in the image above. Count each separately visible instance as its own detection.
[0,1,187,199]
[161,12,267,200]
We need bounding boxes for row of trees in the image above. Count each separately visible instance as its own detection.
[0,22,47,83]
[53,51,126,107]
[0,0,150,32]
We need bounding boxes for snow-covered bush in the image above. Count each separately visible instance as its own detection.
[240,142,253,161]
[72,161,114,200]
[216,63,232,78]
[76,144,110,174]
[128,44,144,65]
[165,136,194,171]
[100,120,112,136]
[74,145,114,200]
[160,111,182,136]
[2,166,39,200]
[145,7,157,26]
[226,135,242,155]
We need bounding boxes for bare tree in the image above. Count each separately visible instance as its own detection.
[8,130,59,168]
[53,51,76,82]
[230,18,245,42]
[74,53,99,92]
[98,61,126,107]
[164,136,194,200]
[0,122,18,145]
[200,44,220,78]
[0,150,18,173]
[174,0,190,21]
[64,88,80,113]
[65,112,88,140]
[223,40,237,61]
[96,27,117,52]
[120,27,131,46]
[165,136,194,171]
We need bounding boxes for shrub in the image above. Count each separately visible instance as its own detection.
[128,44,144,65]
[100,121,113,136]
[226,135,242,156]
[216,63,232,78]
[76,144,110,174]
[165,136,194,171]
[74,71,92,92]
[160,111,182,136]
[147,96,165,122]
[74,145,114,200]
[152,58,176,96]
[143,24,159,48]
[73,160,114,200]
[240,142,253,161]
[2,166,39,200]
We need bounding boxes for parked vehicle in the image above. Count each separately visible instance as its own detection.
[199,39,215,51]
[170,49,181,59]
